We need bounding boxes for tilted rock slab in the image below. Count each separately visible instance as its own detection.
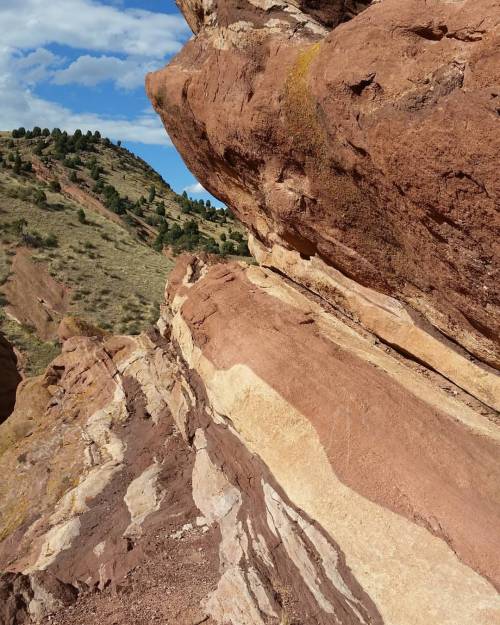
[0,255,499,623]
[147,0,500,370]
[163,255,500,625]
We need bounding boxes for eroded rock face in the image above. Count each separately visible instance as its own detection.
[147,0,500,369]
[1,254,498,624]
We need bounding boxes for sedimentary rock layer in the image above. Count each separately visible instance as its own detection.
[0,254,499,623]
[147,0,500,369]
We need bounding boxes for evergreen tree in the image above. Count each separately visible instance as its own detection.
[33,140,45,156]
[221,240,236,255]
[13,153,22,174]
[148,185,156,203]
[237,240,250,256]
[77,208,86,224]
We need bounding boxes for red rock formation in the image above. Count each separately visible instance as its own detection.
[1,0,499,622]
[0,256,498,624]
[147,0,500,370]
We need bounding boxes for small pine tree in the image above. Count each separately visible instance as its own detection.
[77,208,86,224]
[69,170,78,183]
[42,128,50,137]
[237,240,249,256]
[156,201,165,216]
[13,153,22,174]
[148,185,156,203]
[49,179,61,193]
[153,232,164,252]
[34,140,45,156]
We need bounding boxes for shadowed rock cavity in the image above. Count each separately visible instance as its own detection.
[0,333,21,424]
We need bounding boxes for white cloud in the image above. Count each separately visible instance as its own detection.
[0,0,189,145]
[12,48,64,85]
[0,49,169,145]
[0,0,189,57]
[184,182,206,195]
[52,55,159,90]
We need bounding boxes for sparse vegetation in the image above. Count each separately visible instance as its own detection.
[0,127,250,373]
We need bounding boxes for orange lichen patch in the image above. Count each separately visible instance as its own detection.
[284,42,364,212]
[284,42,324,155]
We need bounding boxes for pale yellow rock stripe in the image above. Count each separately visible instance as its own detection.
[172,311,500,625]
[245,265,500,442]
[250,237,500,411]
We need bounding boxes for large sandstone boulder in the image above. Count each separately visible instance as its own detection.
[147,0,500,370]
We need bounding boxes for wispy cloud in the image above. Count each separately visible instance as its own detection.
[0,0,189,145]
[52,55,159,90]
[0,48,170,145]
[0,0,189,57]
[183,182,206,195]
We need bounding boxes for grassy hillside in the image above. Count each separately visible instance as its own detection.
[0,127,249,374]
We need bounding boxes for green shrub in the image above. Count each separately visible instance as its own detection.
[33,189,47,207]
[45,233,59,248]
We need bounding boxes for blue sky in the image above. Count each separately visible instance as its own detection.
[0,0,221,204]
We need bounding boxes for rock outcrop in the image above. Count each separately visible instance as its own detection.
[147,0,500,371]
[0,254,498,624]
[1,0,499,623]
